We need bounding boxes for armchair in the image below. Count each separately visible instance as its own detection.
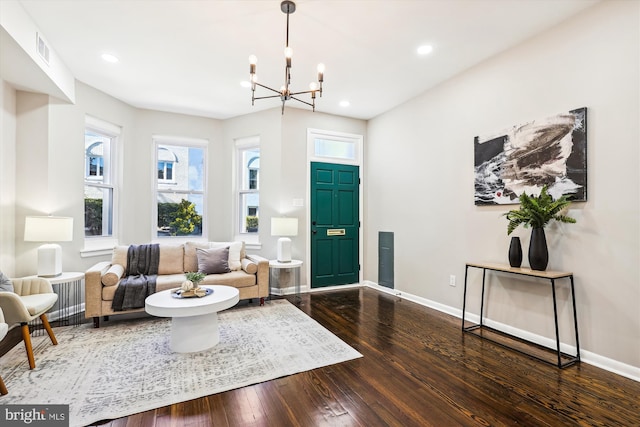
[0,307,8,394]
[0,277,58,369]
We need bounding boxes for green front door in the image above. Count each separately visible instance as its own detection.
[310,162,359,288]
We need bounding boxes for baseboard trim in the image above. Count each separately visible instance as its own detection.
[363,280,640,383]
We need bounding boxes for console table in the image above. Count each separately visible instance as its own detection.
[462,262,580,368]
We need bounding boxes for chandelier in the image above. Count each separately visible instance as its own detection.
[248,0,324,114]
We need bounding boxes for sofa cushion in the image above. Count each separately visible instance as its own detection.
[112,246,129,269]
[158,245,184,274]
[200,270,256,288]
[102,264,124,287]
[184,242,209,272]
[197,247,231,274]
[102,274,187,300]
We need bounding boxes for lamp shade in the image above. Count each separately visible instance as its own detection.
[271,217,298,236]
[24,216,73,242]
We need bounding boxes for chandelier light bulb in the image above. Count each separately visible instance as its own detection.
[249,55,258,65]
[309,82,318,91]
[284,47,293,58]
[317,63,325,73]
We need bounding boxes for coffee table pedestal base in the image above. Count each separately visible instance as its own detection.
[171,312,219,353]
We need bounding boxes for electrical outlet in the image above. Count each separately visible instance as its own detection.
[449,275,456,287]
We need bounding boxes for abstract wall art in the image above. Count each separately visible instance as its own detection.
[474,107,587,205]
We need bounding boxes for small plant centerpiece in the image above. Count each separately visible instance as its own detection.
[181,272,207,297]
[504,185,576,271]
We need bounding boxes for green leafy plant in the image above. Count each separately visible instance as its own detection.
[169,199,202,236]
[246,215,259,232]
[504,185,576,235]
[185,271,206,285]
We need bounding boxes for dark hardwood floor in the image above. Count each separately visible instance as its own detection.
[4,287,640,426]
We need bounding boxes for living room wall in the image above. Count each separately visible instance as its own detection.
[2,75,367,286]
[364,0,639,373]
[222,107,367,282]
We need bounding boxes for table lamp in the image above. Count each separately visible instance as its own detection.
[271,217,298,263]
[24,216,74,277]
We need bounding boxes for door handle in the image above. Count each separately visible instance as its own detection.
[312,230,317,234]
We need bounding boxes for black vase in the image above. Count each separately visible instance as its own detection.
[529,228,549,271]
[508,236,522,268]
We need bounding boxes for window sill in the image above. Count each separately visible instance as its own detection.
[80,247,114,258]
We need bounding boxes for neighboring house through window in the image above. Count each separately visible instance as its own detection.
[84,116,119,251]
[154,136,207,238]
[236,137,260,236]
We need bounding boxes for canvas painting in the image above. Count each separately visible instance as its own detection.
[474,107,587,205]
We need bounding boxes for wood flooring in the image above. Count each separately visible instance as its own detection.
[5,287,640,426]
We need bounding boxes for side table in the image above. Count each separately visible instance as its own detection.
[462,262,579,368]
[29,272,84,335]
[269,260,303,299]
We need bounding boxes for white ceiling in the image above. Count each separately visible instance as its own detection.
[15,0,600,120]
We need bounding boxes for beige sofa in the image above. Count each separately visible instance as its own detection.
[85,241,269,327]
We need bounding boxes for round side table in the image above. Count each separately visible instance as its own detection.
[269,259,303,298]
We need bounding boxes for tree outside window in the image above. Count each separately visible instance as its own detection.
[84,131,114,237]
[155,141,206,237]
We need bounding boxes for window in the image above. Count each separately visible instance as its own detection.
[154,137,207,238]
[236,137,260,234]
[84,117,119,240]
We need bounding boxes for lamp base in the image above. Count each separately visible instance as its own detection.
[37,243,63,277]
[276,237,292,263]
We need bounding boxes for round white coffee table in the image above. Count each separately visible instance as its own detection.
[145,285,239,353]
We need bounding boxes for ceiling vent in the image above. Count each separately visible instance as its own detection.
[36,32,50,65]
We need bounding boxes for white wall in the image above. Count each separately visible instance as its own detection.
[0,79,17,276]
[365,0,639,370]
[223,107,367,282]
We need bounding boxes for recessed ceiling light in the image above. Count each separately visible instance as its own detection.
[101,53,119,63]
[240,81,251,88]
[417,45,433,55]
[339,100,350,108]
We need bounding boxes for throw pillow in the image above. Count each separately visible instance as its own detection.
[196,247,231,275]
[0,271,13,292]
[209,241,243,271]
[102,264,125,287]
[241,258,258,274]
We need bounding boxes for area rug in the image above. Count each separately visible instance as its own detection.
[0,299,362,427]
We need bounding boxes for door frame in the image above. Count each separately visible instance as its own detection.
[306,128,364,289]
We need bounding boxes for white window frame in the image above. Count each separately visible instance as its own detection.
[81,116,120,256]
[234,136,260,245]
[152,135,208,243]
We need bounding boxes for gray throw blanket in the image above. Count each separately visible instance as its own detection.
[112,244,160,311]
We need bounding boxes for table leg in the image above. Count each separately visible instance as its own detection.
[479,268,487,327]
[550,278,562,367]
[462,265,469,330]
[170,312,219,353]
[570,275,580,361]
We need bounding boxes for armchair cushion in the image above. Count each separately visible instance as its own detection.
[11,277,55,296]
[20,293,58,316]
[0,277,57,324]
